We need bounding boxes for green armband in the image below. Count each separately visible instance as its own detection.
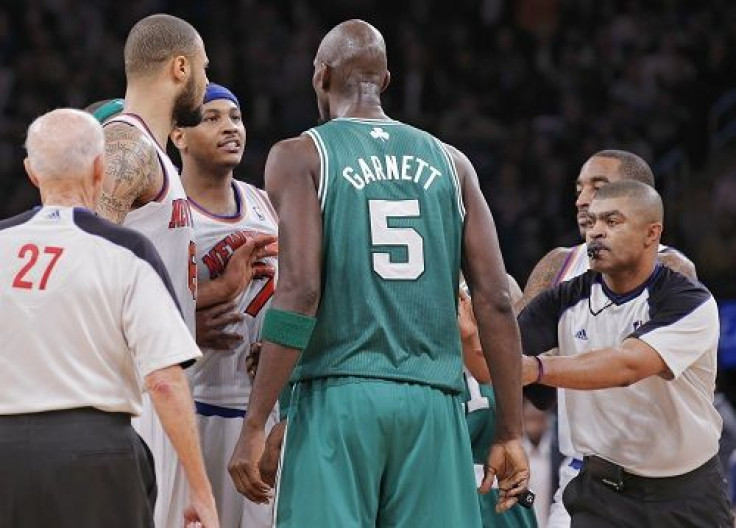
[261,308,316,350]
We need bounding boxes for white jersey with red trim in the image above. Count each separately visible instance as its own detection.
[106,114,197,335]
[190,180,278,409]
[555,242,671,458]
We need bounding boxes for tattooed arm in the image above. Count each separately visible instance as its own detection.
[515,247,571,313]
[658,250,697,280]
[98,123,162,224]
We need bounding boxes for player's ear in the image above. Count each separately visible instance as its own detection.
[171,55,189,84]
[23,158,40,189]
[380,70,391,93]
[319,62,331,92]
[171,128,187,151]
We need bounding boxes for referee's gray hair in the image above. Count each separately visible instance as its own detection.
[594,180,663,223]
[25,108,104,179]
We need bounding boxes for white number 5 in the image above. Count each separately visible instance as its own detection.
[368,199,424,280]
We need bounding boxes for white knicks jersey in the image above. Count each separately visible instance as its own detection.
[189,180,278,409]
[106,114,197,335]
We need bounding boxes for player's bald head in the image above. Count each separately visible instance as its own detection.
[315,19,388,94]
[593,180,663,224]
[25,108,104,182]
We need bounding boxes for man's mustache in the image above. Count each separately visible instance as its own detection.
[587,241,609,259]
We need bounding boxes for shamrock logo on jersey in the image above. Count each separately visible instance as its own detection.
[370,127,389,142]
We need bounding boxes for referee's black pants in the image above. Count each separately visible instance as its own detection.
[0,407,157,528]
[563,455,733,528]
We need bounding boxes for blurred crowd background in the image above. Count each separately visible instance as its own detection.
[0,0,734,335]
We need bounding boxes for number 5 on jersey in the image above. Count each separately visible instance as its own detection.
[369,199,424,280]
[12,244,65,290]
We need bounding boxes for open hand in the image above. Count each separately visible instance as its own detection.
[228,421,272,504]
[220,234,278,300]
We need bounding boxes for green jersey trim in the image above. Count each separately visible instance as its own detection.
[435,139,466,219]
[304,129,330,211]
[333,117,402,126]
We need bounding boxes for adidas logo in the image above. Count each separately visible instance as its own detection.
[370,127,389,141]
[575,329,588,340]
[46,209,61,220]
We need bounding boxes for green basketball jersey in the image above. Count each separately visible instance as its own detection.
[294,117,466,392]
[462,372,539,528]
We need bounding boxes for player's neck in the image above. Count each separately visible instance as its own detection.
[181,165,237,216]
[601,258,657,295]
[330,94,389,120]
[123,86,175,149]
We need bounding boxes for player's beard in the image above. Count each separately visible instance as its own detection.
[173,76,203,128]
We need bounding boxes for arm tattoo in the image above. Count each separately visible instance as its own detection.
[516,248,570,312]
[97,124,160,224]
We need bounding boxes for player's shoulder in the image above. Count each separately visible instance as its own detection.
[438,141,471,169]
[103,117,155,151]
[656,246,697,280]
[266,135,321,189]
[271,134,318,161]
[539,245,578,274]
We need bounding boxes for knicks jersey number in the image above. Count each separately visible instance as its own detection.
[12,244,65,290]
[188,241,197,300]
[368,199,425,280]
[245,277,275,317]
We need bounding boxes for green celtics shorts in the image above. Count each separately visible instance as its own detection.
[274,376,482,528]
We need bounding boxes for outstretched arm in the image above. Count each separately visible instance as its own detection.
[228,136,321,502]
[522,338,671,389]
[97,123,161,223]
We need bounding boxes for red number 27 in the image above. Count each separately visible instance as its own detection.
[12,244,65,290]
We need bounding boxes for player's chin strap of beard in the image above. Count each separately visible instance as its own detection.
[483,464,536,509]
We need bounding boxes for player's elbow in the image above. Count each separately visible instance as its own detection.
[145,365,186,400]
[478,288,515,317]
[277,276,321,314]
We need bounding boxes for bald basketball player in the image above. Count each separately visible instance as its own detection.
[517,150,697,528]
[229,20,528,528]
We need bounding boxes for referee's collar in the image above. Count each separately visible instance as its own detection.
[597,264,662,305]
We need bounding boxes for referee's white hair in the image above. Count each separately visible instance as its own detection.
[25,108,104,180]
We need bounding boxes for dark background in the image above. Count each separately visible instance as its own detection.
[1,0,735,388]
